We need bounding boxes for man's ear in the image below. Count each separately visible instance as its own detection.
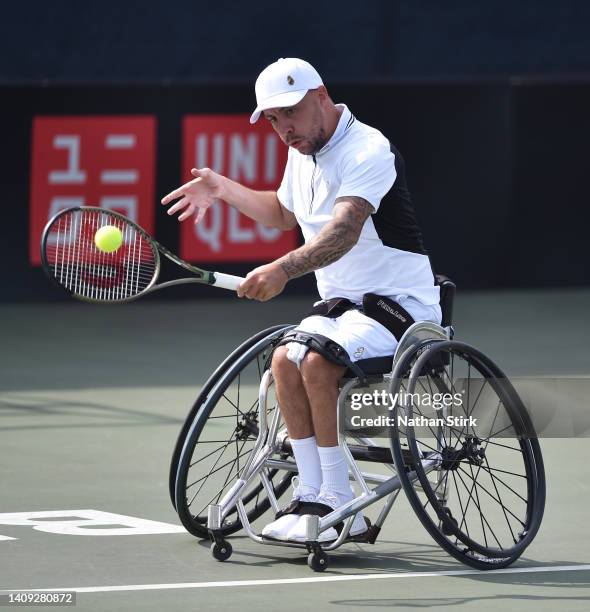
[317,85,328,94]
[316,85,330,107]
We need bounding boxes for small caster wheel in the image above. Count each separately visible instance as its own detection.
[211,540,233,561]
[441,507,458,536]
[307,550,329,572]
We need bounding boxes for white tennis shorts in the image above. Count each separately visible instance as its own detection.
[286,295,442,368]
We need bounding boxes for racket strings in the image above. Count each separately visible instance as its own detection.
[45,209,157,301]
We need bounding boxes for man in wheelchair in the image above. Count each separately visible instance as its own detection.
[163,57,442,543]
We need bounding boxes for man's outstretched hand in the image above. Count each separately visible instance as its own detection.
[161,168,224,223]
[163,168,289,301]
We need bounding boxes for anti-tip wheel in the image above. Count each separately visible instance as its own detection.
[307,550,329,572]
[211,541,233,562]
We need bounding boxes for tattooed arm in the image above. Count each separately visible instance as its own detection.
[277,196,374,279]
[237,196,373,301]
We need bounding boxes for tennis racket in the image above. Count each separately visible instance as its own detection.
[40,206,245,303]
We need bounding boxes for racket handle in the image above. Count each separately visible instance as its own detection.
[212,272,245,291]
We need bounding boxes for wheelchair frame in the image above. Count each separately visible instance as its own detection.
[206,321,451,568]
[172,280,546,572]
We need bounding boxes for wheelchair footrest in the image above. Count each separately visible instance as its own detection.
[260,520,374,546]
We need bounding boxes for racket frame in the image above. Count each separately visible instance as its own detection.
[40,206,240,303]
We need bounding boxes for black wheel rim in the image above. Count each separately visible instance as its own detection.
[395,341,545,560]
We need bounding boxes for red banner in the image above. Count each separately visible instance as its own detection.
[180,115,297,263]
[30,116,156,265]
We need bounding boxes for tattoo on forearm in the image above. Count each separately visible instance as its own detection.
[280,196,374,279]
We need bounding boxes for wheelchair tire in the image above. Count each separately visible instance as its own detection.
[169,324,291,510]
[174,325,296,538]
[390,340,545,570]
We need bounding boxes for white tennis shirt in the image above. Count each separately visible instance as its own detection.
[277,104,440,306]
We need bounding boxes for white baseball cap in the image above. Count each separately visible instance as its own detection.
[249,58,324,124]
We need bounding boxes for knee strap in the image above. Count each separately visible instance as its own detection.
[275,500,345,532]
[274,331,368,384]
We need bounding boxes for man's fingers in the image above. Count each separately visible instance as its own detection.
[178,203,196,221]
[191,168,202,177]
[237,274,256,298]
[237,280,248,298]
[239,283,270,301]
[167,196,190,215]
[161,186,188,205]
[161,174,204,204]
[251,288,272,302]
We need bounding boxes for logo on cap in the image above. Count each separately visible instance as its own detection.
[287,75,294,85]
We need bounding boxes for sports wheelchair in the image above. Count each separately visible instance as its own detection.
[170,276,545,572]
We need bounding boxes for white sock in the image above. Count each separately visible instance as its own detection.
[318,445,352,503]
[290,436,322,497]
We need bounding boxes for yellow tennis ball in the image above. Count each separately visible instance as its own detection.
[94,225,123,253]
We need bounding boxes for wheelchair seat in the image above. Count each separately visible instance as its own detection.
[344,274,456,377]
[346,355,393,376]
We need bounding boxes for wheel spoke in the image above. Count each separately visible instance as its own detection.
[451,468,470,539]
[220,393,247,418]
[483,422,518,441]
[485,439,524,452]
[187,438,235,502]
[477,462,528,502]
[187,447,256,514]
[469,462,489,548]
[482,456,519,543]
[187,444,250,493]
[190,439,239,444]
[454,465,504,548]
[481,465,527,478]
[195,463,247,518]
[193,438,251,517]
[188,443,229,468]
[456,465,526,527]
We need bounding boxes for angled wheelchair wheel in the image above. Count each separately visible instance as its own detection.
[174,324,295,538]
[169,324,291,510]
[390,340,545,570]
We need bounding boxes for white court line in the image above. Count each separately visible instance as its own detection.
[4,564,590,594]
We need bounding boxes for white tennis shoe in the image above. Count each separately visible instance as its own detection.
[286,485,368,543]
[261,479,317,541]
